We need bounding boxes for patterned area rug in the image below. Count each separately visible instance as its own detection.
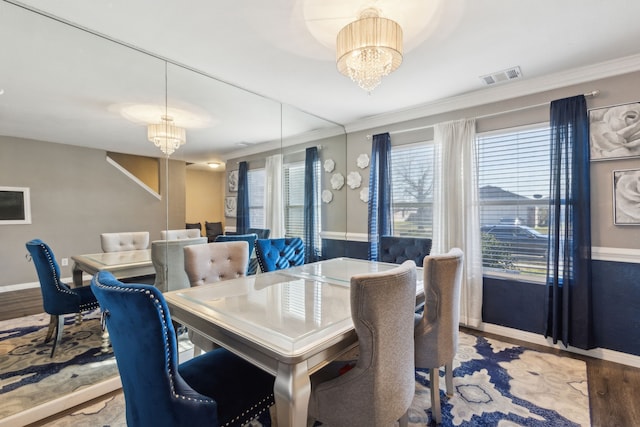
[0,310,118,422]
[408,332,590,426]
[34,330,590,427]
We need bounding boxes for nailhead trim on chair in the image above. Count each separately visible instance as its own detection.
[39,242,100,312]
[93,279,214,405]
[93,276,275,425]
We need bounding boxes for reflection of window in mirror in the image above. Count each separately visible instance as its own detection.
[107,152,160,193]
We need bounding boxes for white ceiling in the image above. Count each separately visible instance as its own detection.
[2,0,640,167]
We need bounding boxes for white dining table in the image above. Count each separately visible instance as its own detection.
[71,249,154,288]
[163,257,423,427]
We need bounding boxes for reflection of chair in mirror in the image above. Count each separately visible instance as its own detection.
[379,236,432,267]
[100,231,149,252]
[415,248,464,424]
[183,241,249,354]
[248,227,270,239]
[255,238,304,272]
[214,233,258,275]
[160,229,201,240]
[185,222,202,236]
[205,221,223,242]
[151,237,207,293]
[91,271,275,427]
[25,239,100,357]
[308,260,417,427]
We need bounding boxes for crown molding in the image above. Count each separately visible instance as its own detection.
[345,53,640,133]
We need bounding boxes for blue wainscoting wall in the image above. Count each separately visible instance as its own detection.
[323,238,640,357]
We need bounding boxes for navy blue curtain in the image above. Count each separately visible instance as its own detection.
[368,132,392,261]
[545,95,594,349]
[236,161,250,234]
[304,147,320,263]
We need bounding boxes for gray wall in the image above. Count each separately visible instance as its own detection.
[342,70,640,250]
[0,136,185,287]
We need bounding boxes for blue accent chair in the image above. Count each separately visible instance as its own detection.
[379,236,433,267]
[91,271,275,427]
[214,233,258,275]
[25,239,100,357]
[255,238,305,272]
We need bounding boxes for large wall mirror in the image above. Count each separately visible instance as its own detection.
[1,0,348,288]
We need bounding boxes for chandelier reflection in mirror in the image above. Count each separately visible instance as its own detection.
[336,8,403,93]
[147,115,186,156]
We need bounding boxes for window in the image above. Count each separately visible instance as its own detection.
[390,143,434,237]
[247,169,265,228]
[284,162,305,237]
[477,125,550,280]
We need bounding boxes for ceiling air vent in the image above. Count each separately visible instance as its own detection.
[480,66,522,86]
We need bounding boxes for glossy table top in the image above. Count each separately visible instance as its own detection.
[164,258,423,357]
[72,249,151,269]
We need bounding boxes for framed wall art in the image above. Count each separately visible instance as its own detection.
[228,170,238,192]
[589,102,640,161]
[224,196,237,218]
[613,168,640,225]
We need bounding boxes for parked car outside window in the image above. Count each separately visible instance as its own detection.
[480,224,549,258]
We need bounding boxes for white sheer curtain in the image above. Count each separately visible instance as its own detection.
[264,154,285,238]
[432,118,483,327]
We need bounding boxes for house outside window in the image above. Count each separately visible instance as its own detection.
[476,125,551,281]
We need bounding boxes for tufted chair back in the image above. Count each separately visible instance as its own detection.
[160,229,201,240]
[151,237,207,292]
[414,247,464,424]
[308,261,417,427]
[183,241,249,286]
[25,239,99,357]
[100,231,149,252]
[255,238,305,272]
[214,233,258,275]
[90,271,275,427]
[379,236,432,267]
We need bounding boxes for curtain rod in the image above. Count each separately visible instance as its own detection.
[367,90,600,139]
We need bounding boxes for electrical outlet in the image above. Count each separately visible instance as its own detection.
[61,258,69,266]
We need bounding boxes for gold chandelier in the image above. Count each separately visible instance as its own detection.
[336,8,403,93]
[147,115,186,156]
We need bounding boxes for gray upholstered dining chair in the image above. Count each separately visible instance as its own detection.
[308,260,417,427]
[415,248,464,424]
[151,237,207,292]
[100,231,149,252]
[183,241,249,354]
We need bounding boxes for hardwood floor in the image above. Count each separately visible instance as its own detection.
[3,294,639,426]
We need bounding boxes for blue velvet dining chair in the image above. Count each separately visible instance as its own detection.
[379,236,432,267]
[255,237,304,272]
[214,233,258,275]
[25,238,100,357]
[91,271,275,427]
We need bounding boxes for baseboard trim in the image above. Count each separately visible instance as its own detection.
[475,322,640,368]
[0,376,122,427]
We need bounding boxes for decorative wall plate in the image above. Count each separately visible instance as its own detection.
[322,189,333,203]
[360,187,369,203]
[347,171,362,189]
[324,159,335,173]
[357,153,370,169]
[331,172,345,190]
